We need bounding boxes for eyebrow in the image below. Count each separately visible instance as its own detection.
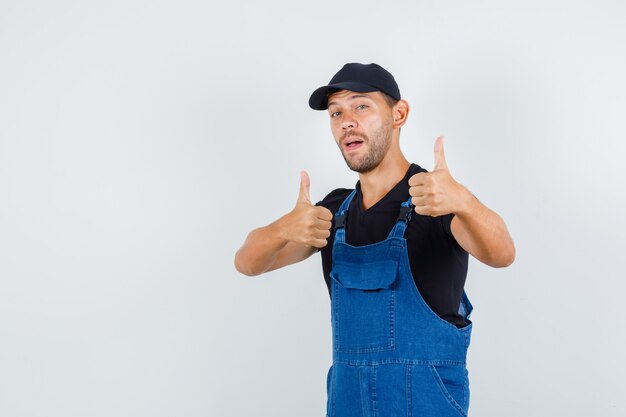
[327,94,372,109]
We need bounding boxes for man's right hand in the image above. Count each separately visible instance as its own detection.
[234,170,333,275]
[279,171,333,248]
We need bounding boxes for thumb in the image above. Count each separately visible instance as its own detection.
[298,170,312,203]
[433,135,448,171]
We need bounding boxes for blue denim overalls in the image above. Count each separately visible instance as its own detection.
[326,190,474,417]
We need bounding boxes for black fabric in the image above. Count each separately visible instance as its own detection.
[316,163,469,328]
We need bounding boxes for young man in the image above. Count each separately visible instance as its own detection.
[235,63,515,417]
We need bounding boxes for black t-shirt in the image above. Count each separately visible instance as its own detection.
[315,163,469,328]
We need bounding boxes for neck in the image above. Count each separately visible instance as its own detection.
[358,145,410,210]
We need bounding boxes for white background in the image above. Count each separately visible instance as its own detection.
[1,1,625,416]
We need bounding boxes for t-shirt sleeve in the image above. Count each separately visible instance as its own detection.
[440,213,455,238]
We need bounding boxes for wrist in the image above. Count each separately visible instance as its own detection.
[453,185,476,218]
[273,211,294,244]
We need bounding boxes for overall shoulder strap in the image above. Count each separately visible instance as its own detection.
[333,189,356,243]
[388,197,414,239]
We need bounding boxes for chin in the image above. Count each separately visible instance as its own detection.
[346,161,378,174]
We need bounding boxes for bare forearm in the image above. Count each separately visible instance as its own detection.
[234,218,289,276]
[452,191,516,268]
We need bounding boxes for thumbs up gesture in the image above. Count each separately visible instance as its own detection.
[280,171,333,248]
[408,136,470,217]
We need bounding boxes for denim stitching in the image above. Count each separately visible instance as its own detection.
[333,359,466,366]
[333,237,405,251]
[371,365,378,417]
[333,280,341,349]
[463,369,469,410]
[331,362,336,417]
[428,365,467,417]
[335,342,396,354]
[359,366,367,417]
[406,363,412,417]
[389,287,396,350]
[335,340,394,353]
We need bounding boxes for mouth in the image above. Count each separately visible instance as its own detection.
[343,137,364,151]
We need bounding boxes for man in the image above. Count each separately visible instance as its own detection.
[235,63,515,417]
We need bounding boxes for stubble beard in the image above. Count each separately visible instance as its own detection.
[340,121,393,174]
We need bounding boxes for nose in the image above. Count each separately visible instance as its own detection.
[341,115,357,130]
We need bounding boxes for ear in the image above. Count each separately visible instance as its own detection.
[391,99,410,129]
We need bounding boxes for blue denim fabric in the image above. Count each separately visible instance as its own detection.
[326,190,474,417]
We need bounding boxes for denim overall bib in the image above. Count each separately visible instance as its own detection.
[326,190,474,417]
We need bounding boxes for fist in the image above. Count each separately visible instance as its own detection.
[281,171,333,248]
[408,136,469,217]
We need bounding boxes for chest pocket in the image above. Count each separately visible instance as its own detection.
[330,239,402,353]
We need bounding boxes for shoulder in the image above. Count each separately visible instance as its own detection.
[315,188,353,214]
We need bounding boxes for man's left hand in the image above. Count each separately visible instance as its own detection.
[408,136,471,217]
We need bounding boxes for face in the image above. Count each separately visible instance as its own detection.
[326,90,394,173]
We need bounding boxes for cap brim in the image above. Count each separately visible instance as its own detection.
[308,81,378,110]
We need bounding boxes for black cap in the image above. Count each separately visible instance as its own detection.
[309,63,401,110]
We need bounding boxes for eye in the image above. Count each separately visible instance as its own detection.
[356,104,368,110]
[330,111,341,118]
